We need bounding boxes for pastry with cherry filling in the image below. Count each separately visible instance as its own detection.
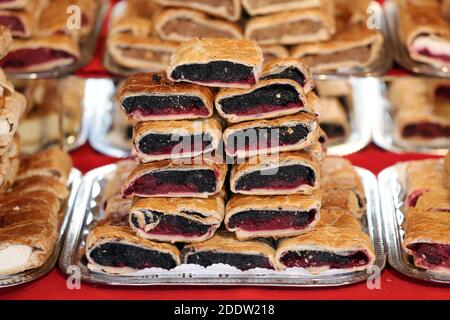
[118,72,214,122]
[242,0,321,16]
[132,116,222,162]
[223,113,320,158]
[225,192,321,240]
[182,231,276,271]
[130,192,225,243]
[403,208,450,275]
[154,0,242,21]
[0,0,40,39]
[167,38,263,88]
[317,97,350,144]
[230,151,321,195]
[275,209,375,273]
[122,158,227,198]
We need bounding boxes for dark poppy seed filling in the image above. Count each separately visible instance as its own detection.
[0,48,76,69]
[219,84,303,116]
[228,209,317,231]
[131,211,211,237]
[407,243,450,270]
[184,251,274,270]
[0,16,25,33]
[137,133,212,155]
[402,122,450,139]
[226,124,310,153]
[321,123,346,139]
[89,243,177,270]
[235,164,315,191]
[417,48,450,63]
[261,67,306,86]
[170,61,256,85]
[435,85,450,100]
[280,250,370,269]
[121,95,209,117]
[122,169,217,197]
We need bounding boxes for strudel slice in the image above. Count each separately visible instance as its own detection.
[130,193,225,243]
[109,0,159,36]
[132,117,222,162]
[122,158,227,198]
[154,9,243,42]
[0,25,10,59]
[230,151,321,195]
[182,231,276,270]
[245,4,335,45]
[155,0,241,21]
[403,209,450,274]
[118,72,214,122]
[317,97,350,143]
[0,91,26,151]
[242,0,321,15]
[0,0,29,9]
[225,193,321,240]
[167,38,263,88]
[276,209,375,272]
[86,225,180,274]
[398,0,450,68]
[223,113,320,158]
[0,7,36,38]
[261,45,289,62]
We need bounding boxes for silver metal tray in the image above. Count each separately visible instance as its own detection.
[6,0,110,79]
[371,78,448,156]
[378,163,450,284]
[0,169,82,288]
[59,164,385,287]
[384,0,450,78]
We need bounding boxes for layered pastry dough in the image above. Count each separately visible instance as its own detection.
[182,231,276,270]
[167,38,263,88]
[154,0,242,21]
[86,224,181,274]
[118,72,214,122]
[154,9,243,42]
[261,45,289,62]
[132,117,222,162]
[397,0,450,68]
[225,193,321,240]
[322,189,362,219]
[130,193,225,243]
[0,25,11,60]
[122,158,228,198]
[276,209,375,273]
[230,151,321,195]
[242,0,322,16]
[317,97,350,143]
[245,4,335,45]
[223,113,320,158]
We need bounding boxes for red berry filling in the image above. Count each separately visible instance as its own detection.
[0,48,77,70]
[406,189,429,207]
[407,243,450,271]
[417,48,450,63]
[402,122,450,139]
[0,16,25,33]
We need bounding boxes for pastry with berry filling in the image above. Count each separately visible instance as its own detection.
[223,113,320,158]
[230,151,320,195]
[182,231,276,271]
[225,193,321,240]
[276,209,375,273]
[130,192,225,243]
[167,38,263,88]
[132,116,222,163]
[242,0,321,16]
[86,224,181,274]
[122,158,227,198]
[0,0,40,39]
[118,72,214,122]
[154,9,243,42]
[154,0,242,21]
[403,208,450,275]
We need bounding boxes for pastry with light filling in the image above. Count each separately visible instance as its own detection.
[109,0,158,36]
[0,91,27,151]
[182,231,276,271]
[261,45,289,62]
[118,72,214,122]
[167,38,263,88]
[0,0,29,9]
[154,9,242,42]
[0,25,10,59]
[317,97,350,143]
[154,0,241,21]
[242,0,322,16]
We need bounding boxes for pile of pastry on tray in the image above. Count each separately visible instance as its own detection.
[106,0,384,74]
[0,0,100,73]
[86,38,375,275]
[0,27,73,276]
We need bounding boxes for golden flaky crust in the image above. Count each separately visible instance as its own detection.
[109,0,159,36]
[154,9,243,42]
[276,209,375,272]
[122,158,228,198]
[118,72,214,122]
[215,78,308,123]
[0,25,11,60]
[86,225,181,274]
[262,58,314,93]
[0,7,36,38]
[225,193,321,240]
[154,0,242,21]
[0,0,29,9]
[132,116,223,162]
[11,175,68,200]
[322,189,362,219]
[242,0,322,15]
[130,193,225,243]
[167,38,263,88]
[223,113,320,158]
[230,151,321,195]
[261,45,289,61]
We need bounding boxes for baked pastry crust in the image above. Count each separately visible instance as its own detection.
[154,9,243,42]
[261,45,289,62]
[0,91,27,151]
[317,97,350,142]
[109,0,159,36]
[242,0,322,15]
[0,25,11,61]
[0,0,29,9]
[261,58,314,93]
[0,7,36,38]
[445,151,450,188]
[154,0,242,21]
[322,189,362,219]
